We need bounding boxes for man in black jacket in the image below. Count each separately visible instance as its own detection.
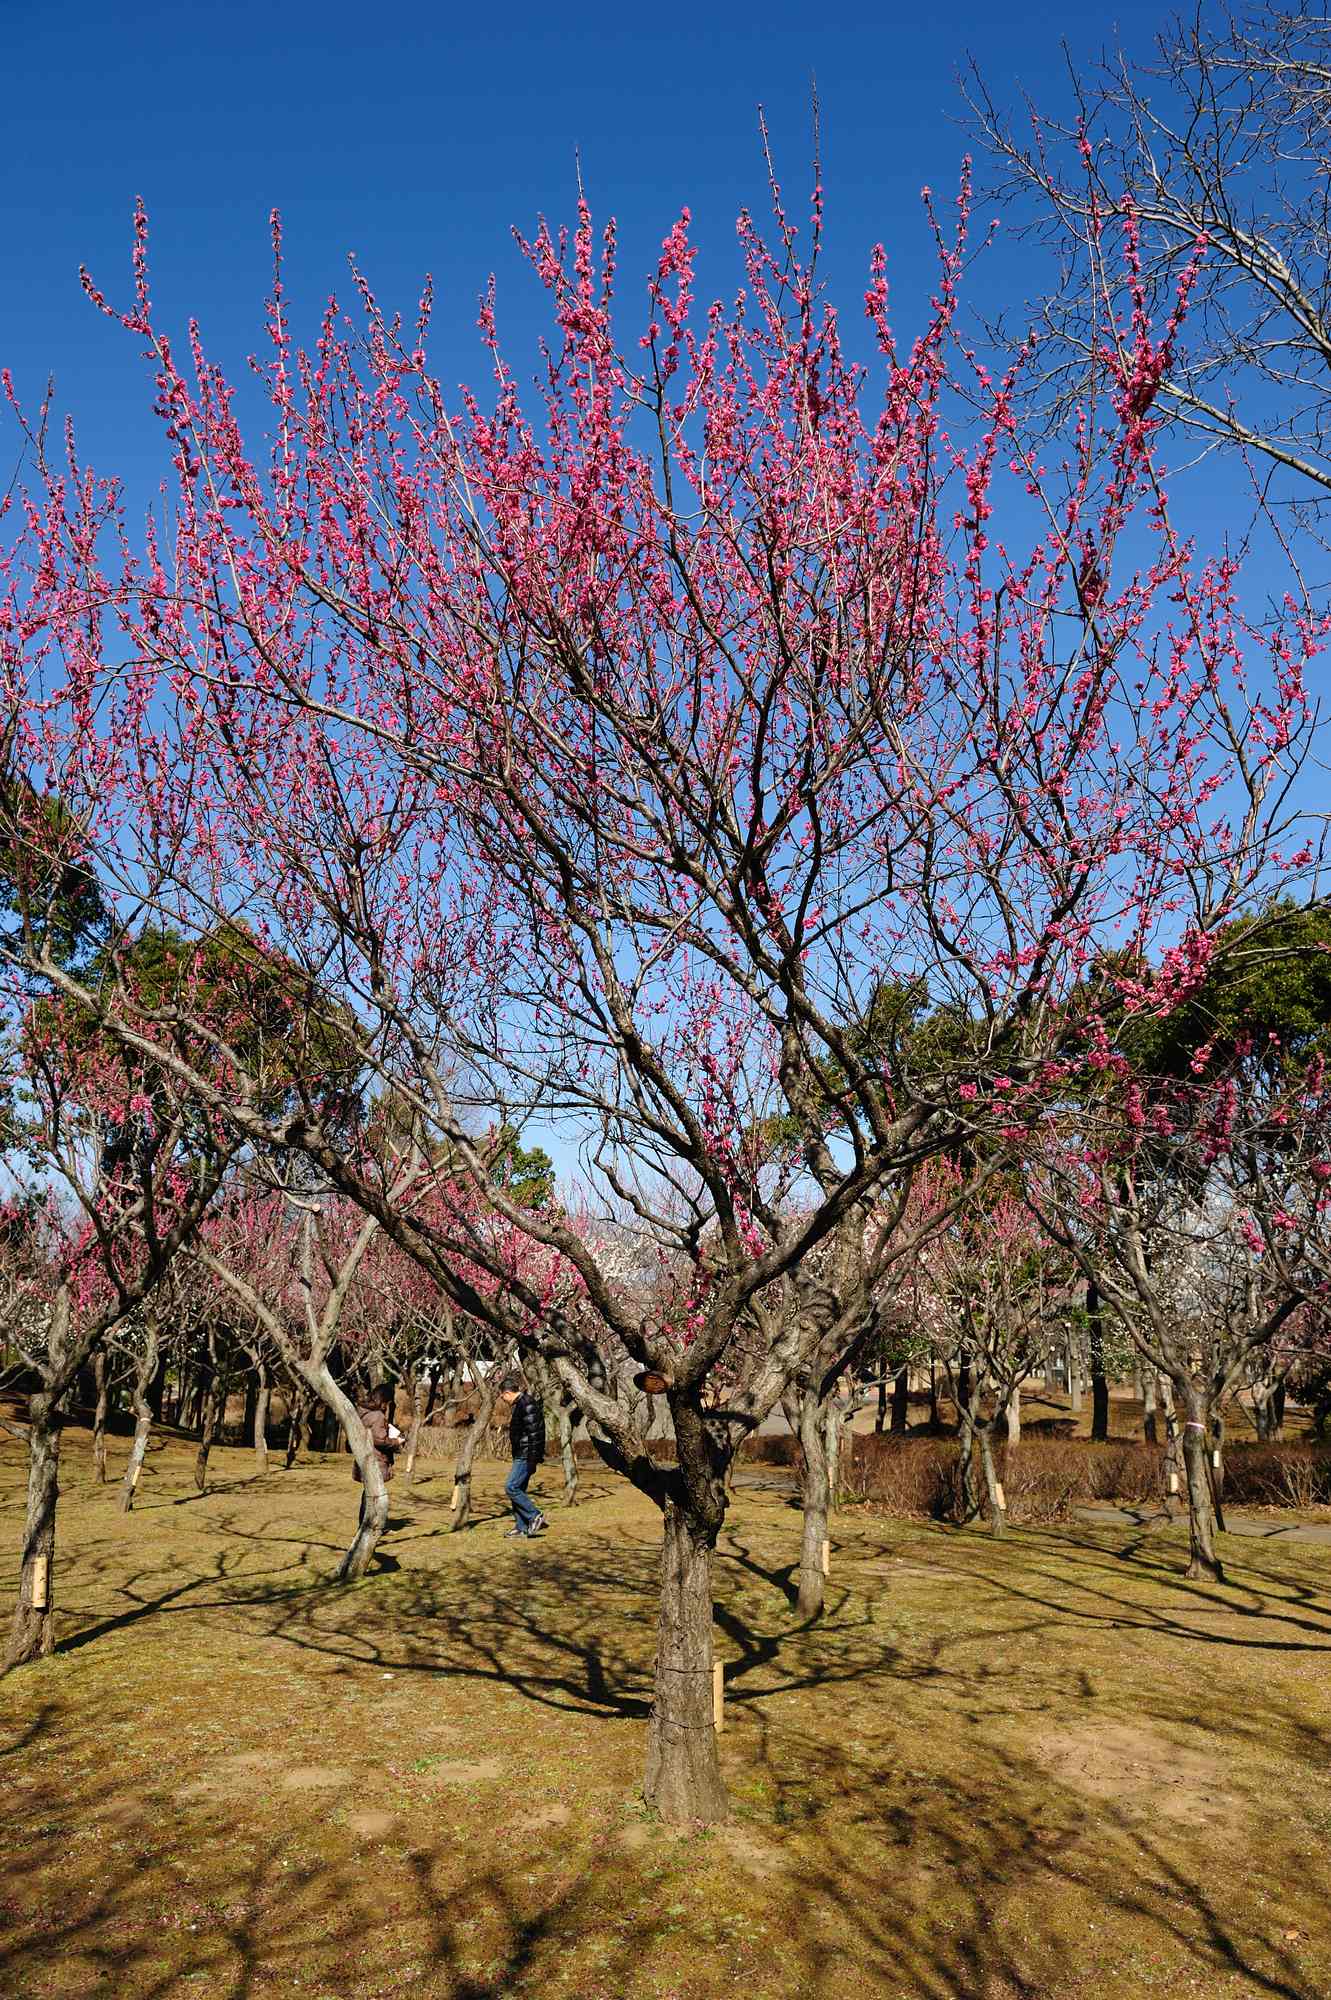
[499,1375,547,1538]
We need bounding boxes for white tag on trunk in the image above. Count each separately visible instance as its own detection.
[1212,1449,1221,1469]
[130,1461,141,1488]
[821,1537,830,1576]
[994,1482,1006,1512]
[712,1660,724,1732]
[31,1554,48,1609]
[450,1483,461,1511]
[1168,1471,1179,1494]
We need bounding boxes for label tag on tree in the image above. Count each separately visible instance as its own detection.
[712,1660,724,1732]
[1212,1449,1221,1469]
[821,1538,830,1576]
[31,1555,48,1609]
[130,1462,141,1488]
[1168,1471,1179,1494]
[994,1482,1006,1512]
[450,1483,461,1511]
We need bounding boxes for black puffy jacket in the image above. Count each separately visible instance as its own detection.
[509,1391,546,1465]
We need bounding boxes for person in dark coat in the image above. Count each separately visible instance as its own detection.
[499,1374,547,1537]
[353,1383,401,1527]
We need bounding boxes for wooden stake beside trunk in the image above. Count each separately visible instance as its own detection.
[712,1660,724,1732]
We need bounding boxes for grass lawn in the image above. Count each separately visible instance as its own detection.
[1,1431,1329,1999]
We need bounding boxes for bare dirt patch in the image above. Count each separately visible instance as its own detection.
[344,1808,398,1838]
[1030,1719,1244,1832]
[279,1764,354,1790]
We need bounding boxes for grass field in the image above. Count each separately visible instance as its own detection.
[2,1430,1329,2000]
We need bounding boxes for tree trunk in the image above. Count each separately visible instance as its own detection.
[252,1359,270,1474]
[1142,1367,1158,1445]
[147,1350,167,1423]
[890,1365,909,1434]
[91,1351,110,1484]
[1181,1391,1223,1582]
[195,1370,226,1493]
[401,1371,428,1486]
[791,1387,836,1619]
[1004,1381,1021,1446]
[1088,1284,1109,1441]
[1160,1375,1182,1513]
[955,1406,980,1524]
[875,1378,887,1434]
[928,1360,939,1431]
[643,1500,727,1824]
[120,1321,160,1514]
[6,1394,61,1668]
[1066,1334,1082,1413]
[557,1402,579,1507]
[285,1383,310,1469]
[1273,1381,1286,1439]
[976,1421,1007,1538]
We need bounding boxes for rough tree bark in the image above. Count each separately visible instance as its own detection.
[120,1319,160,1514]
[6,1390,61,1668]
[194,1355,226,1494]
[643,1497,727,1823]
[91,1351,109,1484]
[787,1383,841,1619]
[1004,1381,1021,1446]
[449,1374,498,1532]
[556,1400,580,1507]
[1142,1367,1158,1444]
[975,1418,1007,1538]
[401,1370,429,1486]
[1180,1388,1223,1581]
[285,1383,311,1469]
[252,1356,270,1474]
[1087,1283,1110,1442]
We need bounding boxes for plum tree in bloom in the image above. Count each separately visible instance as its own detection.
[1,163,1322,1811]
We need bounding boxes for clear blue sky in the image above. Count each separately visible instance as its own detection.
[2,0,1172,500]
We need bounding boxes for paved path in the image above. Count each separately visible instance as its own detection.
[1076,1504,1331,1546]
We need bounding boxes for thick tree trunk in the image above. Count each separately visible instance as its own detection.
[285,1384,310,1469]
[976,1421,1007,1538]
[449,1411,487,1531]
[1181,1392,1223,1582]
[91,1351,109,1484]
[401,1372,428,1486]
[194,1375,226,1493]
[1004,1381,1021,1446]
[955,1407,980,1524]
[1160,1375,1181,1513]
[339,1455,389,1580]
[791,1388,836,1619]
[890,1365,909,1434]
[120,1322,159,1514]
[1087,1284,1109,1441]
[643,1500,727,1824]
[557,1402,579,1507]
[252,1360,270,1474]
[7,1395,61,1668]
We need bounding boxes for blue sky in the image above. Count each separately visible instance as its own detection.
[3,0,1174,504]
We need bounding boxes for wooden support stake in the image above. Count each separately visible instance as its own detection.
[994,1481,1006,1513]
[712,1660,724,1733]
[450,1483,461,1511]
[1168,1471,1179,1494]
[820,1537,830,1577]
[31,1555,48,1610]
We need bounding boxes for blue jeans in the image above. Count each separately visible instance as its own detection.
[505,1458,541,1532]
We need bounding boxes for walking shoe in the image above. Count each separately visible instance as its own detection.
[503,1525,526,1537]
[527,1513,548,1537]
